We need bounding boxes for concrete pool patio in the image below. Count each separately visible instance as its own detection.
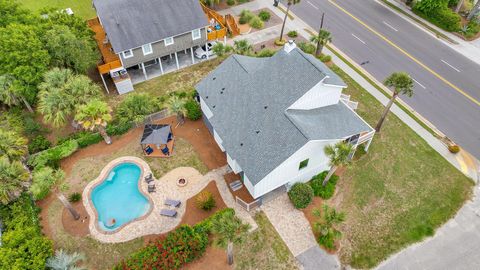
[83,156,256,243]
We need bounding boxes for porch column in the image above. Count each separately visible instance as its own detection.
[174,52,179,70]
[365,137,373,152]
[224,36,227,45]
[184,48,187,54]
[206,43,209,60]
[158,58,164,75]
[141,63,147,80]
[100,73,109,94]
[191,47,195,64]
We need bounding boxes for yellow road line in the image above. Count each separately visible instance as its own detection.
[328,0,480,107]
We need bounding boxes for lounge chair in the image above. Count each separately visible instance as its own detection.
[145,146,154,155]
[164,199,181,208]
[161,146,170,156]
[144,173,153,183]
[160,209,177,217]
[148,184,156,193]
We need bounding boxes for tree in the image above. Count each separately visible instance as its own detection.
[278,0,301,42]
[38,87,73,128]
[233,39,252,55]
[116,93,158,124]
[376,72,414,132]
[30,166,65,201]
[0,24,50,111]
[75,99,113,144]
[313,204,345,250]
[212,42,233,57]
[0,129,28,162]
[468,0,480,20]
[455,0,465,13]
[211,210,250,265]
[0,75,19,108]
[46,249,86,270]
[323,141,353,186]
[167,96,187,125]
[310,29,332,57]
[0,0,36,27]
[43,25,98,73]
[0,156,29,204]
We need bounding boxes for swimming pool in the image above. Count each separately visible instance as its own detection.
[91,162,151,231]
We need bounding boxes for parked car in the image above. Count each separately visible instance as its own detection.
[195,41,217,59]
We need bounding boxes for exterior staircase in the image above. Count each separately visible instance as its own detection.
[200,2,240,38]
[229,180,243,191]
[225,14,240,36]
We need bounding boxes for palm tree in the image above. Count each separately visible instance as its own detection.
[323,141,353,186]
[64,75,101,105]
[46,249,86,270]
[0,129,28,162]
[0,75,34,112]
[310,29,332,57]
[313,204,345,250]
[278,0,301,42]
[38,87,73,128]
[233,39,252,55]
[75,99,112,144]
[167,96,186,125]
[376,72,414,132]
[468,0,480,20]
[211,210,250,265]
[0,156,29,204]
[39,67,72,90]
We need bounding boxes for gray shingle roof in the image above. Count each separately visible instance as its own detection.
[196,48,371,186]
[93,0,208,53]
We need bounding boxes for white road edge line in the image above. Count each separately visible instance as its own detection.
[410,76,426,89]
[441,59,461,72]
[351,33,366,44]
[382,21,398,32]
[307,1,319,10]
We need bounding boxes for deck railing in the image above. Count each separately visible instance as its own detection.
[236,196,262,212]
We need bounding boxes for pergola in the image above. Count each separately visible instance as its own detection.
[140,124,174,157]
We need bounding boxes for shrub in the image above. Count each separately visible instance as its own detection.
[227,0,235,5]
[288,182,313,209]
[310,171,339,199]
[185,100,202,121]
[117,93,158,124]
[76,132,103,148]
[28,135,52,154]
[196,191,216,211]
[413,3,461,32]
[258,10,271,21]
[106,121,133,136]
[24,116,48,137]
[297,42,316,54]
[287,30,298,38]
[448,144,460,153]
[68,192,82,202]
[256,48,276,57]
[274,39,286,46]
[319,54,332,63]
[237,0,249,3]
[28,140,78,168]
[30,166,65,200]
[240,9,254,24]
[249,16,264,29]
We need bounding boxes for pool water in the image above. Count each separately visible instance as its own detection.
[91,162,150,231]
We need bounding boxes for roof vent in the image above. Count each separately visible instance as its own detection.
[212,77,216,80]
[205,96,208,99]
[255,130,260,134]
[212,105,216,108]
[284,40,296,53]
[222,87,225,90]
[264,106,268,109]
[240,143,243,146]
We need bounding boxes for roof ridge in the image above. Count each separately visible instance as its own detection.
[231,54,253,73]
[284,109,309,141]
[295,48,327,77]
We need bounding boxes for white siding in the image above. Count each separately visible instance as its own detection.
[213,130,225,152]
[288,80,344,110]
[227,153,242,173]
[200,97,213,119]
[243,174,255,197]
[251,139,340,198]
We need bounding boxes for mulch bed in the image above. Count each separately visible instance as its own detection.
[62,201,90,237]
[252,34,308,52]
[236,7,283,35]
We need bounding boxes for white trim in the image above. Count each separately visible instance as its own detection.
[192,29,201,40]
[164,37,174,46]
[142,43,153,55]
[122,49,133,59]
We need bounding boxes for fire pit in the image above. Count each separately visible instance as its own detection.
[177,178,187,187]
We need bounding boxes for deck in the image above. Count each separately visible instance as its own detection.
[87,17,122,74]
[143,139,175,158]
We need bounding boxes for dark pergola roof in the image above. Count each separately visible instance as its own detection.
[141,124,171,145]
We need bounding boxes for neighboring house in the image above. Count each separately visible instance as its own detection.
[196,42,375,199]
[91,0,212,93]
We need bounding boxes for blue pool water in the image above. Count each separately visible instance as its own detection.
[91,162,150,231]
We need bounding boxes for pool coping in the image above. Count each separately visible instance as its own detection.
[83,156,154,235]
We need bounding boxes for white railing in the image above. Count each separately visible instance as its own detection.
[340,95,359,110]
[236,196,262,212]
[358,130,375,144]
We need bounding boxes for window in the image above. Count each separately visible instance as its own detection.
[299,159,309,170]
[142,43,152,55]
[164,37,174,46]
[192,29,201,40]
[122,49,133,58]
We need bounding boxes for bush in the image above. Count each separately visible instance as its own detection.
[288,182,313,209]
[287,30,298,38]
[319,54,331,63]
[69,192,82,202]
[413,4,461,32]
[274,39,286,46]
[297,42,316,54]
[195,191,216,211]
[256,48,276,57]
[237,0,249,3]
[448,144,460,153]
[185,100,202,121]
[24,116,48,137]
[310,171,339,199]
[249,16,264,29]
[258,10,271,21]
[239,9,254,24]
[28,135,52,154]
[106,121,133,136]
[76,132,103,148]
[227,0,235,5]
[30,167,65,200]
[28,140,78,168]
[117,93,158,124]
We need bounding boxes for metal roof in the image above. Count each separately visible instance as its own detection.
[141,124,171,145]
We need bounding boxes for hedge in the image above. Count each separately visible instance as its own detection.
[310,171,339,199]
[288,182,314,209]
[185,100,202,121]
[27,140,78,168]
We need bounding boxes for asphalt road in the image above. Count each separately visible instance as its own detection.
[291,0,480,159]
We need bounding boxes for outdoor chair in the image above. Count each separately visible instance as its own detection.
[145,146,154,155]
[148,184,156,193]
[160,209,177,217]
[167,132,173,142]
[144,173,153,183]
[164,199,181,208]
[161,146,170,156]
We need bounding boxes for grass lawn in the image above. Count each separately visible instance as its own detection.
[18,0,96,20]
[235,212,299,270]
[329,65,473,268]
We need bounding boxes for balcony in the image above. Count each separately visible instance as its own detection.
[87,17,122,74]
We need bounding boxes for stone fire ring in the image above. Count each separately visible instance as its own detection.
[177,177,187,187]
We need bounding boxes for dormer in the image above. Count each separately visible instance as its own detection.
[288,77,345,110]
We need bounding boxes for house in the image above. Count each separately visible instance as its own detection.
[196,41,375,199]
[91,0,220,94]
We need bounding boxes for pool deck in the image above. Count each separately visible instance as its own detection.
[82,156,257,243]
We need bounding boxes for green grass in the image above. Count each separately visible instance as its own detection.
[330,65,473,268]
[235,212,299,270]
[18,0,96,20]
